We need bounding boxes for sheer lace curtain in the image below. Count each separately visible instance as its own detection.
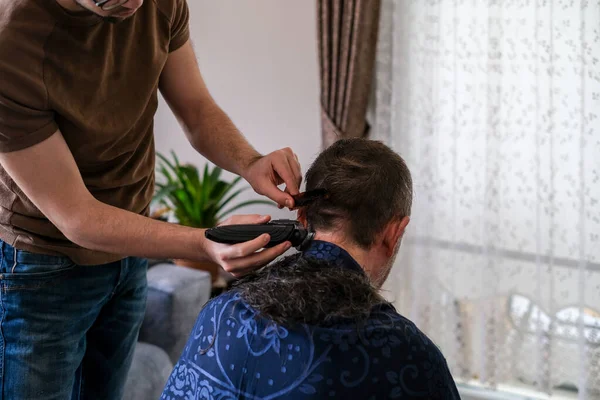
[372,0,600,398]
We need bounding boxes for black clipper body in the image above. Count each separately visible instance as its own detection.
[205,219,314,250]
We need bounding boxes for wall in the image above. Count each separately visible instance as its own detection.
[153,0,322,220]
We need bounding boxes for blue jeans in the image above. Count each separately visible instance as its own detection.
[0,240,148,400]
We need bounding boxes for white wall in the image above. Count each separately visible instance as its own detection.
[154,0,322,220]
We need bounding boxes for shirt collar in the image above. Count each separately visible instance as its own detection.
[302,240,364,275]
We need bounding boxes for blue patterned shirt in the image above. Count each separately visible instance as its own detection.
[161,241,460,399]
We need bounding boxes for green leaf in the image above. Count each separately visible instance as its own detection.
[153,183,178,203]
[209,181,230,203]
[203,163,211,185]
[156,153,177,179]
[181,165,201,187]
[179,165,201,198]
[200,163,212,207]
[156,152,173,168]
[157,165,176,185]
[219,176,243,200]
[216,187,249,213]
[173,188,193,212]
[171,150,181,168]
[210,165,222,183]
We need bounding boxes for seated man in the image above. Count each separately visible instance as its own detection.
[161,138,460,399]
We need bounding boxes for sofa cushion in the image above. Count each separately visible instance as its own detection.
[124,342,173,400]
[138,263,212,362]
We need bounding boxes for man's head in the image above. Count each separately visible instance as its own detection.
[57,0,143,22]
[298,138,413,287]
[235,139,413,325]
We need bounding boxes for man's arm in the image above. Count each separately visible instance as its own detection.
[0,131,291,273]
[159,40,302,208]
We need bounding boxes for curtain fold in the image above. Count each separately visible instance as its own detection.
[317,0,381,148]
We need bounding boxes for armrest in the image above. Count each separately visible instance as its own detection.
[138,263,212,363]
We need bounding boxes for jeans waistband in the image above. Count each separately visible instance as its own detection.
[0,240,74,267]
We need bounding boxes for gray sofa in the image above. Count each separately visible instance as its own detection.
[123,263,212,400]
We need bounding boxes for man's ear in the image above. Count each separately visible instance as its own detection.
[382,216,410,257]
[297,208,308,228]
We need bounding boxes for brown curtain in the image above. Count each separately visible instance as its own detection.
[317,0,382,148]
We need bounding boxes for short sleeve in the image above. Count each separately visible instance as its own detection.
[0,93,58,153]
[169,0,190,53]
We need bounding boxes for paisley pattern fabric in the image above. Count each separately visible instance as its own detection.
[161,242,460,399]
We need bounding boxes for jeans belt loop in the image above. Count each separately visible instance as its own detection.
[11,245,17,274]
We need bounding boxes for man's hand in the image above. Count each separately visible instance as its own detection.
[202,214,292,277]
[242,148,303,209]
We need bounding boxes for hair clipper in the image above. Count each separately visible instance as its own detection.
[205,219,314,250]
[204,190,327,250]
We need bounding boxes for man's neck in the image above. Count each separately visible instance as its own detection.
[312,232,370,270]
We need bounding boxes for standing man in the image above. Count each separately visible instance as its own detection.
[0,0,302,398]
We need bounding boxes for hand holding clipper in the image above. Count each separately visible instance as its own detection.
[205,219,314,250]
[204,189,328,250]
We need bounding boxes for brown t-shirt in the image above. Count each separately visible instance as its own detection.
[0,0,189,265]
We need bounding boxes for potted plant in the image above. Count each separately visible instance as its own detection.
[151,150,274,282]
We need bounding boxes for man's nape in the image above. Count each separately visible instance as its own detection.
[297,208,409,289]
